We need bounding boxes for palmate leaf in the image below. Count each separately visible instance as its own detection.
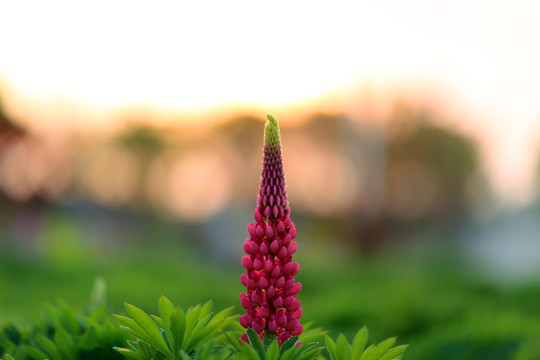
[124,303,173,357]
[324,328,407,360]
[114,297,237,360]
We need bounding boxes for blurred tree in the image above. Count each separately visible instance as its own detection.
[110,122,167,208]
[385,107,480,226]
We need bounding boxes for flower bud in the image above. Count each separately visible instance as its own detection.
[250,291,262,306]
[254,209,263,223]
[290,282,302,296]
[241,256,253,270]
[283,296,294,308]
[288,225,297,239]
[291,262,300,276]
[277,314,287,328]
[282,262,292,276]
[287,242,298,256]
[284,278,295,290]
[253,258,263,270]
[240,273,248,287]
[249,241,259,253]
[239,314,253,328]
[290,324,303,336]
[247,278,257,291]
[240,293,251,310]
[270,240,279,254]
[264,259,273,272]
[282,234,292,246]
[266,285,276,298]
[288,299,301,312]
[252,316,265,333]
[247,223,257,238]
[268,319,278,332]
[287,319,300,333]
[265,226,274,239]
[256,225,265,239]
[271,265,281,278]
[260,242,269,255]
[259,276,269,289]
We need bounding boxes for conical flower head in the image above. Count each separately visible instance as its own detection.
[240,114,302,345]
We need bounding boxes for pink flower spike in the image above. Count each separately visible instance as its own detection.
[238,114,303,342]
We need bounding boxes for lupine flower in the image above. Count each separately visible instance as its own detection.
[239,114,303,345]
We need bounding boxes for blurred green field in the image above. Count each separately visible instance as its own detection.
[2,209,540,360]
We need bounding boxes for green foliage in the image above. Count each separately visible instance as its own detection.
[227,327,324,360]
[0,279,127,360]
[1,287,406,360]
[323,327,407,360]
[113,296,236,359]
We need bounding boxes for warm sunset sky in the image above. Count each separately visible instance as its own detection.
[1,0,540,205]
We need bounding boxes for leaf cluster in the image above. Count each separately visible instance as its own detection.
[114,296,236,359]
[1,287,407,360]
[0,280,126,360]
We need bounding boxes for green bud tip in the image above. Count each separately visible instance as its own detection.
[265,113,281,149]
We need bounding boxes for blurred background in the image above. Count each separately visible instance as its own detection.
[2,1,540,359]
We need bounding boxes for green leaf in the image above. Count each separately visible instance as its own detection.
[359,345,374,360]
[22,345,50,360]
[324,335,338,360]
[266,339,279,360]
[57,301,81,335]
[351,327,368,359]
[54,328,77,359]
[89,277,107,309]
[246,328,266,360]
[237,340,261,359]
[36,334,63,360]
[279,336,299,358]
[199,301,213,321]
[298,322,326,344]
[158,296,176,352]
[184,313,212,351]
[361,338,396,360]
[124,303,173,357]
[336,334,352,360]
[171,307,186,355]
[3,354,15,360]
[181,304,201,349]
[189,307,235,347]
[377,345,408,360]
[263,332,277,350]
[113,346,146,360]
[297,343,324,360]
